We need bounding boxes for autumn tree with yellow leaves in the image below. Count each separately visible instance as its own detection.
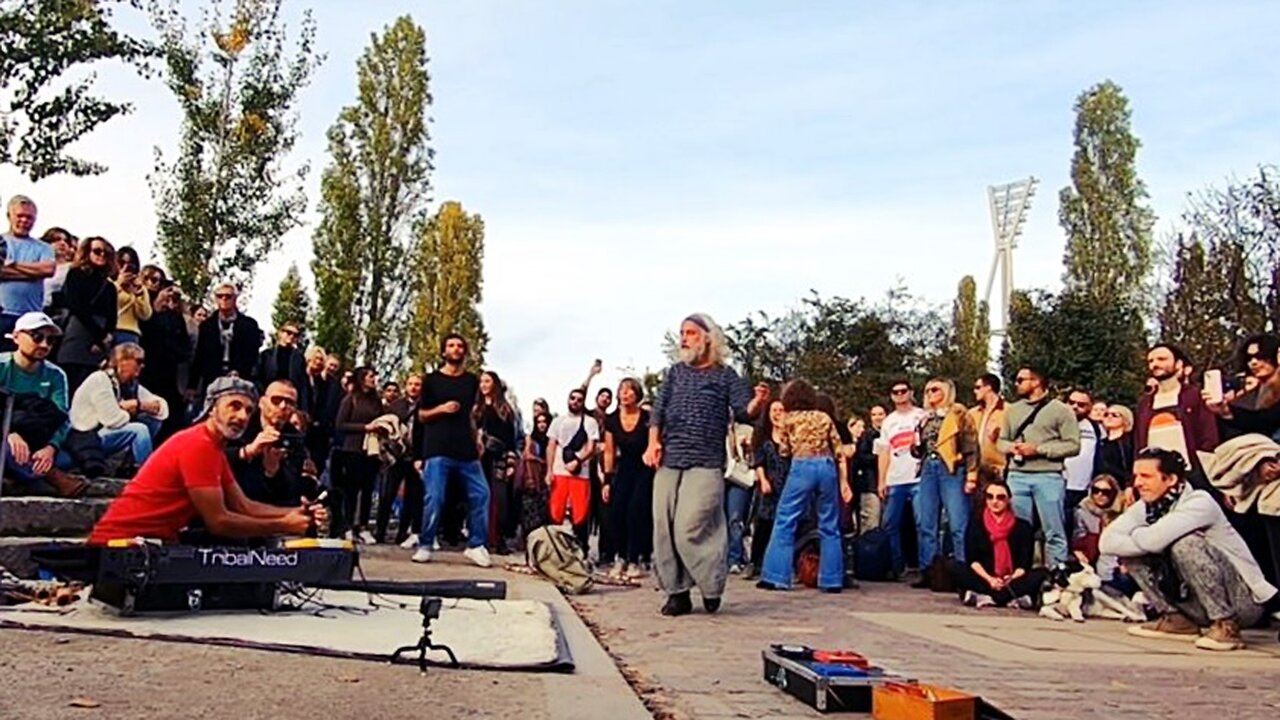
[148,0,322,301]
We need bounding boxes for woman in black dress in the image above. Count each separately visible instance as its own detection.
[475,370,519,554]
[603,378,654,579]
[747,400,789,579]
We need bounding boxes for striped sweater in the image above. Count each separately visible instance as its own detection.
[651,363,751,470]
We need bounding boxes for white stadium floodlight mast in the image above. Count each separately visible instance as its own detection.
[983,176,1038,339]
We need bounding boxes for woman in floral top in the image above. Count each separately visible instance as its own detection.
[757,379,854,592]
[748,400,789,578]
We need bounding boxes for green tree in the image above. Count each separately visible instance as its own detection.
[0,0,154,179]
[270,262,311,335]
[1059,80,1156,308]
[406,201,488,372]
[1002,289,1146,402]
[1158,166,1279,369]
[311,15,433,372]
[148,0,322,300]
[930,275,990,392]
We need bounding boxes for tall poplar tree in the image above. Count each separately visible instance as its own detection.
[1059,80,1156,308]
[931,275,990,391]
[148,0,321,300]
[312,15,432,371]
[271,262,311,335]
[406,201,488,371]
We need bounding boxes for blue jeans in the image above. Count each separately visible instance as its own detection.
[99,422,155,465]
[760,458,843,589]
[419,457,490,549]
[724,482,752,568]
[883,482,919,574]
[1008,470,1068,565]
[914,457,971,565]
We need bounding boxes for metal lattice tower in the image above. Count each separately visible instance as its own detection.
[983,177,1038,338]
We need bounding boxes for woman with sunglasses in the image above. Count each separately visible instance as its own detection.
[1207,334,1280,443]
[1072,474,1123,570]
[112,246,152,346]
[910,377,978,588]
[57,237,118,395]
[956,481,1047,608]
[1097,405,1135,486]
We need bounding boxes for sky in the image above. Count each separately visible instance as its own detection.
[3,1,1278,413]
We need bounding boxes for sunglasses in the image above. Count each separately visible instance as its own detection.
[266,395,297,407]
[891,388,910,395]
[1090,486,1117,496]
[925,387,943,394]
[89,247,107,257]
[23,331,55,346]
[281,328,299,337]
[985,492,1010,501]
[215,293,235,299]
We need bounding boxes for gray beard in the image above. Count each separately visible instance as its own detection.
[678,345,703,365]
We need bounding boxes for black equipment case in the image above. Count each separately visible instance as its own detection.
[762,648,911,713]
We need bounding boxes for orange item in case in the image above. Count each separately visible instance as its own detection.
[872,682,976,720]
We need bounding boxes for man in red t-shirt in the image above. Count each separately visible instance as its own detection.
[90,377,326,545]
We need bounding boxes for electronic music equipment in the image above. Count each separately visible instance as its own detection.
[91,538,358,615]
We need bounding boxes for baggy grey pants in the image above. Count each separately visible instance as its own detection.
[1126,534,1264,628]
[653,466,728,599]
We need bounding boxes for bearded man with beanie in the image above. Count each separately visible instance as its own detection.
[644,313,770,616]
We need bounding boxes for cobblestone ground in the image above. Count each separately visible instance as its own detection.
[571,574,1280,720]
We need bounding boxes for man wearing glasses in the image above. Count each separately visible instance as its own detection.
[1064,388,1103,516]
[255,321,307,400]
[0,196,56,353]
[226,379,318,507]
[68,342,168,471]
[875,380,927,579]
[996,365,1080,566]
[193,282,263,395]
[0,312,88,497]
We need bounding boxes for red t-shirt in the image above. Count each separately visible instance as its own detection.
[89,423,238,545]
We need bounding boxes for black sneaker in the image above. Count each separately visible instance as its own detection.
[660,592,692,617]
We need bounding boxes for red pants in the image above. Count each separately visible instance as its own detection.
[549,475,591,527]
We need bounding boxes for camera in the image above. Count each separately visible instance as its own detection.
[275,429,305,453]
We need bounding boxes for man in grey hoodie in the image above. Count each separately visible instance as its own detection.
[1102,448,1277,652]
[997,365,1080,565]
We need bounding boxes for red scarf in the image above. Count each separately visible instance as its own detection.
[984,508,1016,578]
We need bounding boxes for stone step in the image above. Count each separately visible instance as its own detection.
[0,497,111,536]
[0,536,85,579]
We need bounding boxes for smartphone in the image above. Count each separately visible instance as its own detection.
[1204,369,1223,405]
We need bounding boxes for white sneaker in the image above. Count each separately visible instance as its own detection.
[342,530,355,541]
[975,594,997,609]
[432,539,441,551]
[729,564,744,575]
[609,561,626,579]
[464,546,493,569]
[625,564,647,580]
[358,530,377,545]
[399,533,419,550]
[410,547,433,564]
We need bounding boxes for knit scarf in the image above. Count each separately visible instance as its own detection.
[983,508,1016,577]
[1145,482,1185,526]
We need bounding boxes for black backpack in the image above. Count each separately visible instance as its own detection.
[853,528,894,582]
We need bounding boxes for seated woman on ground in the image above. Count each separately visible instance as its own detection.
[955,480,1048,608]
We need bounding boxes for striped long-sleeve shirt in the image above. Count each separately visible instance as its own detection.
[651,363,751,470]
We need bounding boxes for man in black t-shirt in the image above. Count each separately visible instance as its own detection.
[410,334,492,568]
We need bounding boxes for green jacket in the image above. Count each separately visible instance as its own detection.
[996,397,1080,474]
[0,353,70,451]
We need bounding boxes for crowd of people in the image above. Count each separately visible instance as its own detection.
[5,192,1280,652]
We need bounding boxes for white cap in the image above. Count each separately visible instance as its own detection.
[7,311,62,339]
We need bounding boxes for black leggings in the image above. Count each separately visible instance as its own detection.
[375,460,422,543]
[953,564,1048,606]
[750,515,774,569]
[332,451,378,537]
